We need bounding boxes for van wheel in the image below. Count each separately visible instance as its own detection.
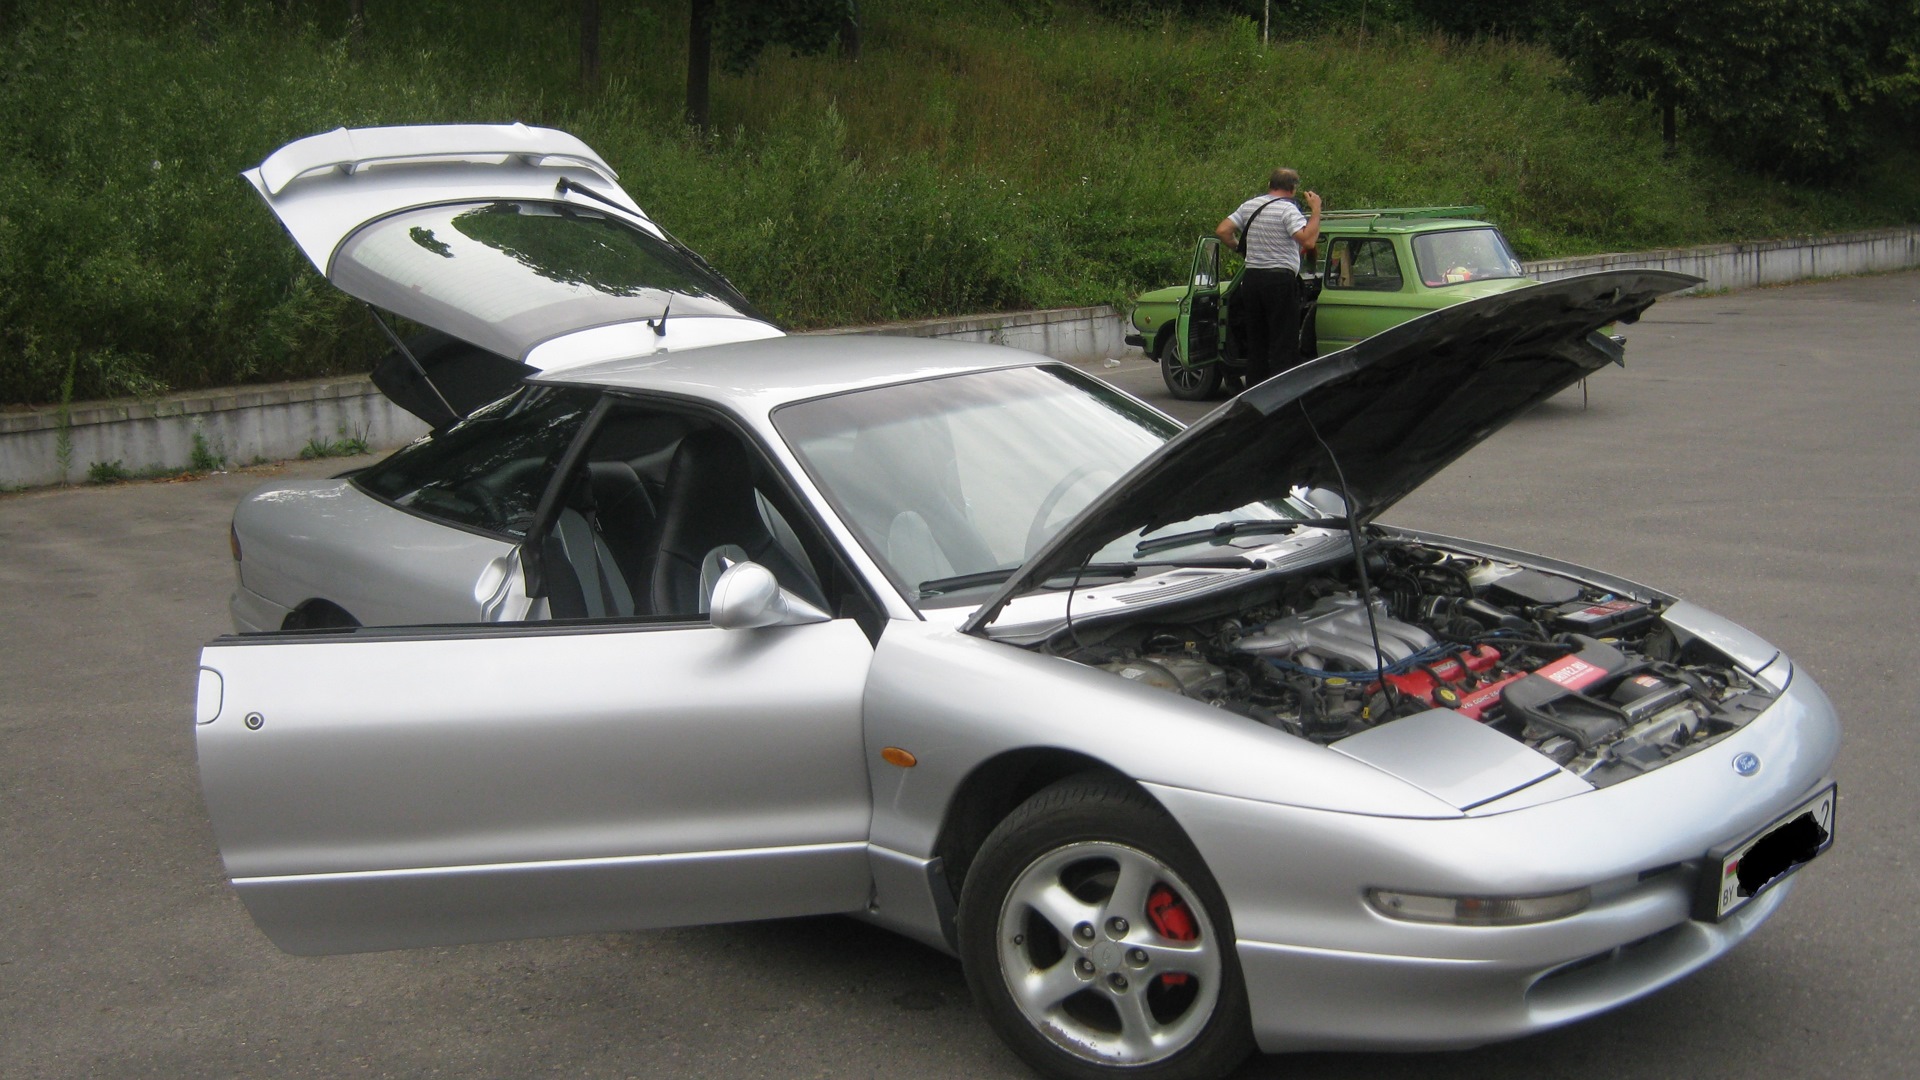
[1159,339,1222,401]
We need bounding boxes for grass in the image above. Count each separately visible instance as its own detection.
[1,0,1914,408]
[299,432,371,460]
[189,430,227,473]
[85,460,132,485]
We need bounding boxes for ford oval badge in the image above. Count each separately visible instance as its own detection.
[1733,752,1761,777]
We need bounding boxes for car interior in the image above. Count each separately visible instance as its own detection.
[540,405,834,623]
[1327,238,1403,291]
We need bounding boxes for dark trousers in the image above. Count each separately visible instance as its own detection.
[1238,267,1301,387]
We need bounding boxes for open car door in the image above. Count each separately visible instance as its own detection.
[1165,237,1224,401]
[194,608,875,955]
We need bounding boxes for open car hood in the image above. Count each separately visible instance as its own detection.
[963,269,1699,635]
[245,124,779,426]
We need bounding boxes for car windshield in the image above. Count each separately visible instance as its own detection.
[774,365,1301,607]
[332,201,763,362]
[1411,228,1524,287]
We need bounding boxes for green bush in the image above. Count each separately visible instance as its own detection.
[0,0,1915,407]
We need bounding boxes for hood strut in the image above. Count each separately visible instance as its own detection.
[366,305,458,429]
[1298,398,1400,707]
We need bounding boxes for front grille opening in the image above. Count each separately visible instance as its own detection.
[1534,923,1688,989]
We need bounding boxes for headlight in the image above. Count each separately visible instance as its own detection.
[1366,886,1591,926]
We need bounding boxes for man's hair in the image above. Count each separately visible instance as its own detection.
[1268,168,1299,193]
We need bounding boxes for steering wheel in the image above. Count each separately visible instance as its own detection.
[1024,464,1118,556]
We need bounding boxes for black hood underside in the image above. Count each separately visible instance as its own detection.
[964,269,1700,634]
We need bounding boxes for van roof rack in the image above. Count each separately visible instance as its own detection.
[1321,205,1486,223]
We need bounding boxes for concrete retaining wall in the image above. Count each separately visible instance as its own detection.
[0,379,429,490]
[4,228,1916,489]
[1522,225,1920,293]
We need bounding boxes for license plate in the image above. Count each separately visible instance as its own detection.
[1697,783,1836,922]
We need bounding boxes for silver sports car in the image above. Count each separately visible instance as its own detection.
[198,127,1839,1080]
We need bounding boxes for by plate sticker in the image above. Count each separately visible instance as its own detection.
[1701,783,1836,921]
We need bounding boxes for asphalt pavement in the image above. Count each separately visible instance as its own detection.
[3,271,1916,1078]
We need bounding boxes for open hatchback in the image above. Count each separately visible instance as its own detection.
[246,123,780,426]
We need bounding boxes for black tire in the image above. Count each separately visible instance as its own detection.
[957,776,1254,1080]
[281,599,360,631]
[1158,337,1222,402]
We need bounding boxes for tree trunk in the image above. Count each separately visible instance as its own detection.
[686,0,713,131]
[841,1,861,61]
[348,0,365,40]
[580,0,601,87]
[1661,101,1677,157]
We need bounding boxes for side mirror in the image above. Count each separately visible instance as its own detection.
[709,561,831,630]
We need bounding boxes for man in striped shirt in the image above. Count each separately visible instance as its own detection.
[1215,168,1322,389]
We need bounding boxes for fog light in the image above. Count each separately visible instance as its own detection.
[1367,886,1591,926]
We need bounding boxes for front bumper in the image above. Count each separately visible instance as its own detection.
[1146,665,1839,1053]
[1234,873,1790,1052]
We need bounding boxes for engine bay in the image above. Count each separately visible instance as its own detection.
[1054,537,1779,788]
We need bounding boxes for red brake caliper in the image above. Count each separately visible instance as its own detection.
[1146,884,1197,987]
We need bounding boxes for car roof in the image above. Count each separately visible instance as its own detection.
[532,331,1042,415]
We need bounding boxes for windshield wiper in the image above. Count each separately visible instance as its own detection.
[1031,557,1263,588]
[916,556,1262,599]
[915,569,1020,597]
[1133,518,1347,557]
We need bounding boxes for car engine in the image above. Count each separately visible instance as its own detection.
[1058,539,1778,788]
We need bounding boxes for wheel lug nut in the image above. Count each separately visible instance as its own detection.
[1077,958,1096,975]
[1128,948,1148,966]
[1074,922,1095,942]
[1107,917,1129,936]
[1108,973,1129,992]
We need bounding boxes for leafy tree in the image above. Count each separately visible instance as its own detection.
[1553,0,1900,176]
[1408,0,1550,40]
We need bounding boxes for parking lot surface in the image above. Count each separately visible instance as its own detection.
[3,271,1916,1078]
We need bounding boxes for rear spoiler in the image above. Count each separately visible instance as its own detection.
[255,123,621,196]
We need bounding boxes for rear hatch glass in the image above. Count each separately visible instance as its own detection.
[333,201,766,363]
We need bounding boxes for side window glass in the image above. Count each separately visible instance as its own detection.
[1326,239,1403,292]
[354,387,595,537]
[1191,242,1219,289]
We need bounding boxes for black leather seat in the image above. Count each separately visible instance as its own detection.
[649,430,820,617]
[585,461,657,596]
